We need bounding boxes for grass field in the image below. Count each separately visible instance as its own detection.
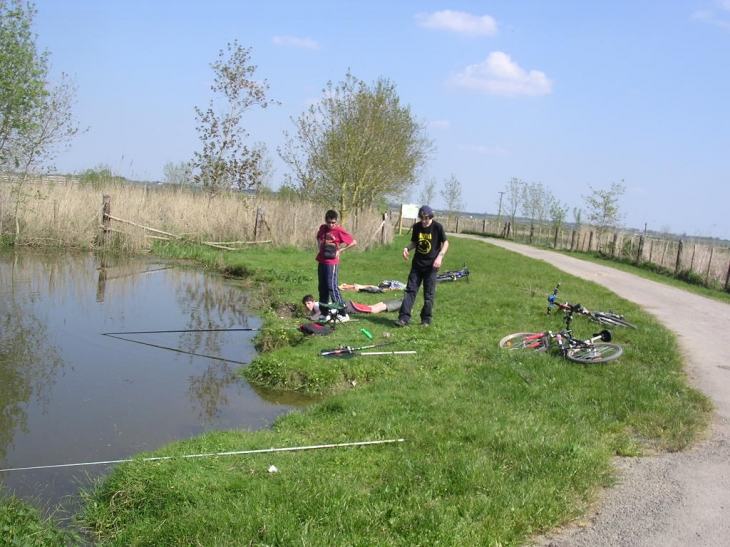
[64,234,711,546]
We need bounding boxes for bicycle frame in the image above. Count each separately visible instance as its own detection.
[546,283,636,329]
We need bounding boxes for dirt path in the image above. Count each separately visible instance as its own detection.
[456,235,730,547]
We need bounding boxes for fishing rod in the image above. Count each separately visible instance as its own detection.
[358,351,416,356]
[102,333,250,365]
[101,328,261,335]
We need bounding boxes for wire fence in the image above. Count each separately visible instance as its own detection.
[431,216,730,292]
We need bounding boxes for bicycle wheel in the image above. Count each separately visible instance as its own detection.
[591,313,637,329]
[566,342,623,364]
[499,332,549,352]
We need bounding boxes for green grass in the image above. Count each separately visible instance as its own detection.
[74,235,711,546]
[0,493,81,547]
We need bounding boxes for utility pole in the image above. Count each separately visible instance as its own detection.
[496,191,505,226]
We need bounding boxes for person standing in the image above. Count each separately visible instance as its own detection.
[316,210,356,305]
[394,205,449,327]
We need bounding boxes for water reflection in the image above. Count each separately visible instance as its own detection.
[0,255,64,462]
[0,251,308,510]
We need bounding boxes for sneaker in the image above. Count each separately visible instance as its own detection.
[393,319,409,327]
[338,314,351,323]
[419,320,431,327]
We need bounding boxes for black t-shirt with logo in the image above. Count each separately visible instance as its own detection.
[411,220,447,268]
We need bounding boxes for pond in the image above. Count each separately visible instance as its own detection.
[0,251,308,513]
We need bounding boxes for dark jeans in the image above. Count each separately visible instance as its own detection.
[397,263,438,324]
[318,262,343,304]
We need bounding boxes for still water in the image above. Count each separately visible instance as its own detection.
[0,251,307,511]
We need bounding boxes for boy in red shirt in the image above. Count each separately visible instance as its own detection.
[315,210,356,305]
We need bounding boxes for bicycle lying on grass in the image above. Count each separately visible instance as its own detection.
[436,263,469,283]
[499,328,622,364]
[500,296,624,364]
[547,283,637,329]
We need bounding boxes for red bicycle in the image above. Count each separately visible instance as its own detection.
[499,328,622,364]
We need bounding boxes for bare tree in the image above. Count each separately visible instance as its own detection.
[521,182,553,242]
[162,160,193,186]
[440,174,464,220]
[8,72,81,240]
[504,177,525,235]
[550,199,568,248]
[418,177,437,206]
[191,41,276,195]
[583,181,626,247]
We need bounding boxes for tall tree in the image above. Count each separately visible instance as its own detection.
[440,174,464,220]
[279,70,433,222]
[1,1,82,240]
[0,0,48,166]
[583,181,626,244]
[191,41,275,195]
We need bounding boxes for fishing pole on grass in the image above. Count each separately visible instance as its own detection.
[320,341,399,356]
[358,351,416,356]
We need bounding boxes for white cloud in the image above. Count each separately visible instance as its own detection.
[414,10,498,36]
[691,2,730,30]
[446,52,552,97]
[272,36,321,49]
[428,119,450,130]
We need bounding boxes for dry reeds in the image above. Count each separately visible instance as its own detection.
[0,182,392,253]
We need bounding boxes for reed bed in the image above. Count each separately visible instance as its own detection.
[0,182,392,253]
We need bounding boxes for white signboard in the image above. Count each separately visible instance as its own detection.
[398,203,421,234]
[401,203,420,220]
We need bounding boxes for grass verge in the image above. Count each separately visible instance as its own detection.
[75,235,711,546]
[0,493,81,546]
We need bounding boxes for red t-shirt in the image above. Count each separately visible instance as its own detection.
[316,224,355,265]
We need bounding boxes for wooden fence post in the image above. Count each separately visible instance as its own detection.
[381,213,388,244]
[455,216,460,233]
[725,258,730,292]
[705,247,714,286]
[674,240,684,274]
[254,207,264,241]
[637,236,644,262]
[102,194,111,246]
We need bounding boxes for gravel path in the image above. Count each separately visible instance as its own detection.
[456,236,730,547]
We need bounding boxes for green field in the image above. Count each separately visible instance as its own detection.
[5,235,711,546]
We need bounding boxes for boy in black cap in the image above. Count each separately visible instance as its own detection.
[394,205,449,327]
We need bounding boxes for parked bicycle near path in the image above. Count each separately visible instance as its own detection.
[547,283,637,329]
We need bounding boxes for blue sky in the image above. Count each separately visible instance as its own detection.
[33,1,730,239]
